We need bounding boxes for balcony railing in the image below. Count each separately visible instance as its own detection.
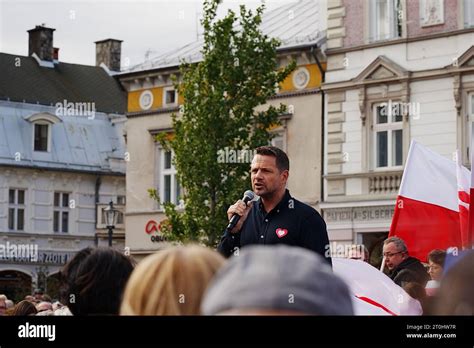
[324,170,403,199]
[369,171,402,194]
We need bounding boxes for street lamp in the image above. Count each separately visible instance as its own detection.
[103,201,119,247]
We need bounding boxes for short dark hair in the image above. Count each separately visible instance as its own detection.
[60,247,134,316]
[255,146,289,172]
[428,249,446,267]
[11,300,37,316]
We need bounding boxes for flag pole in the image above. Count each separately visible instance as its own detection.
[380,256,386,272]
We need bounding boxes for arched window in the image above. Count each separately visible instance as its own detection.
[24,112,62,152]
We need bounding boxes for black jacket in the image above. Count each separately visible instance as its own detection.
[217,190,332,266]
[389,256,430,287]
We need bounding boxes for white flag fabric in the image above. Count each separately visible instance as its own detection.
[389,140,463,261]
[333,258,422,315]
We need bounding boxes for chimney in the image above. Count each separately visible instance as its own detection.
[95,39,122,72]
[27,25,55,61]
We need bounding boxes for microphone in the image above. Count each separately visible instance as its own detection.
[225,190,255,233]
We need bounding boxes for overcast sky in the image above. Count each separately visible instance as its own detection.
[0,0,317,69]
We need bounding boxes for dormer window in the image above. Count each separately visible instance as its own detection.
[34,123,49,152]
[24,112,62,153]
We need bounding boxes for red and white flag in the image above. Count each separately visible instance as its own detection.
[389,140,462,262]
[455,149,471,248]
[333,258,422,315]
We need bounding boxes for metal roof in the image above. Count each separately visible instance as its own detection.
[123,0,324,74]
[0,48,127,174]
[0,102,126,174]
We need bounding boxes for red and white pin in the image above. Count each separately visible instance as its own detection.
[275,228,288,238]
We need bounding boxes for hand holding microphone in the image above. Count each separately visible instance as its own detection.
[226,190,255,234]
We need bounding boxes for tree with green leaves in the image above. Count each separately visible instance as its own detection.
[150,0,296,247]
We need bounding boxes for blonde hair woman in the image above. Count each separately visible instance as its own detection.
[121,245,225,315]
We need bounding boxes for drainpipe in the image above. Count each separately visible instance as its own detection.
[311,44,325,208]
[94,176,102,246]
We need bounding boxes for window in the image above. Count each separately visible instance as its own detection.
[369,0,401,42]
[25,113,60,153]
[465,0,474,27]
[116,196,126,224]
[160,150,181,205]
[34,123,49,152]
[270,132,286,151]
[117,211,124,224]
[373,102,403,168]
[117,195,126,205]
[467,92,474,156]
[54,192,69,233]
[8,189,25,231]
[163,88,177,106]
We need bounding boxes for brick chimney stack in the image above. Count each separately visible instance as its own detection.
[95,39,122,72]
[27,25,55,61]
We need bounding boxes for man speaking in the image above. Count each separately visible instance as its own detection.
[217,146,332,265]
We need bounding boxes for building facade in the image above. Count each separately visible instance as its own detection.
[322,0,474,265]
[0,26,127,301]
[118,1,327,259]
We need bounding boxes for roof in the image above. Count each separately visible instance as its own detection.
[0,53,126,114]
[123,0,324,74]
[0,102,126,174]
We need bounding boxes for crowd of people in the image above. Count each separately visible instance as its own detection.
[381,236,473,315]
[0,148,472,316]
[0,287,71,316]
[0,237,472,316]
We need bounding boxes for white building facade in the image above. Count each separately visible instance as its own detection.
[322,0,474,266]
[0,26,127,301]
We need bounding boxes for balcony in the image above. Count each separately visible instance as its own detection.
[368,171,402,194]
[324,170,403,202]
